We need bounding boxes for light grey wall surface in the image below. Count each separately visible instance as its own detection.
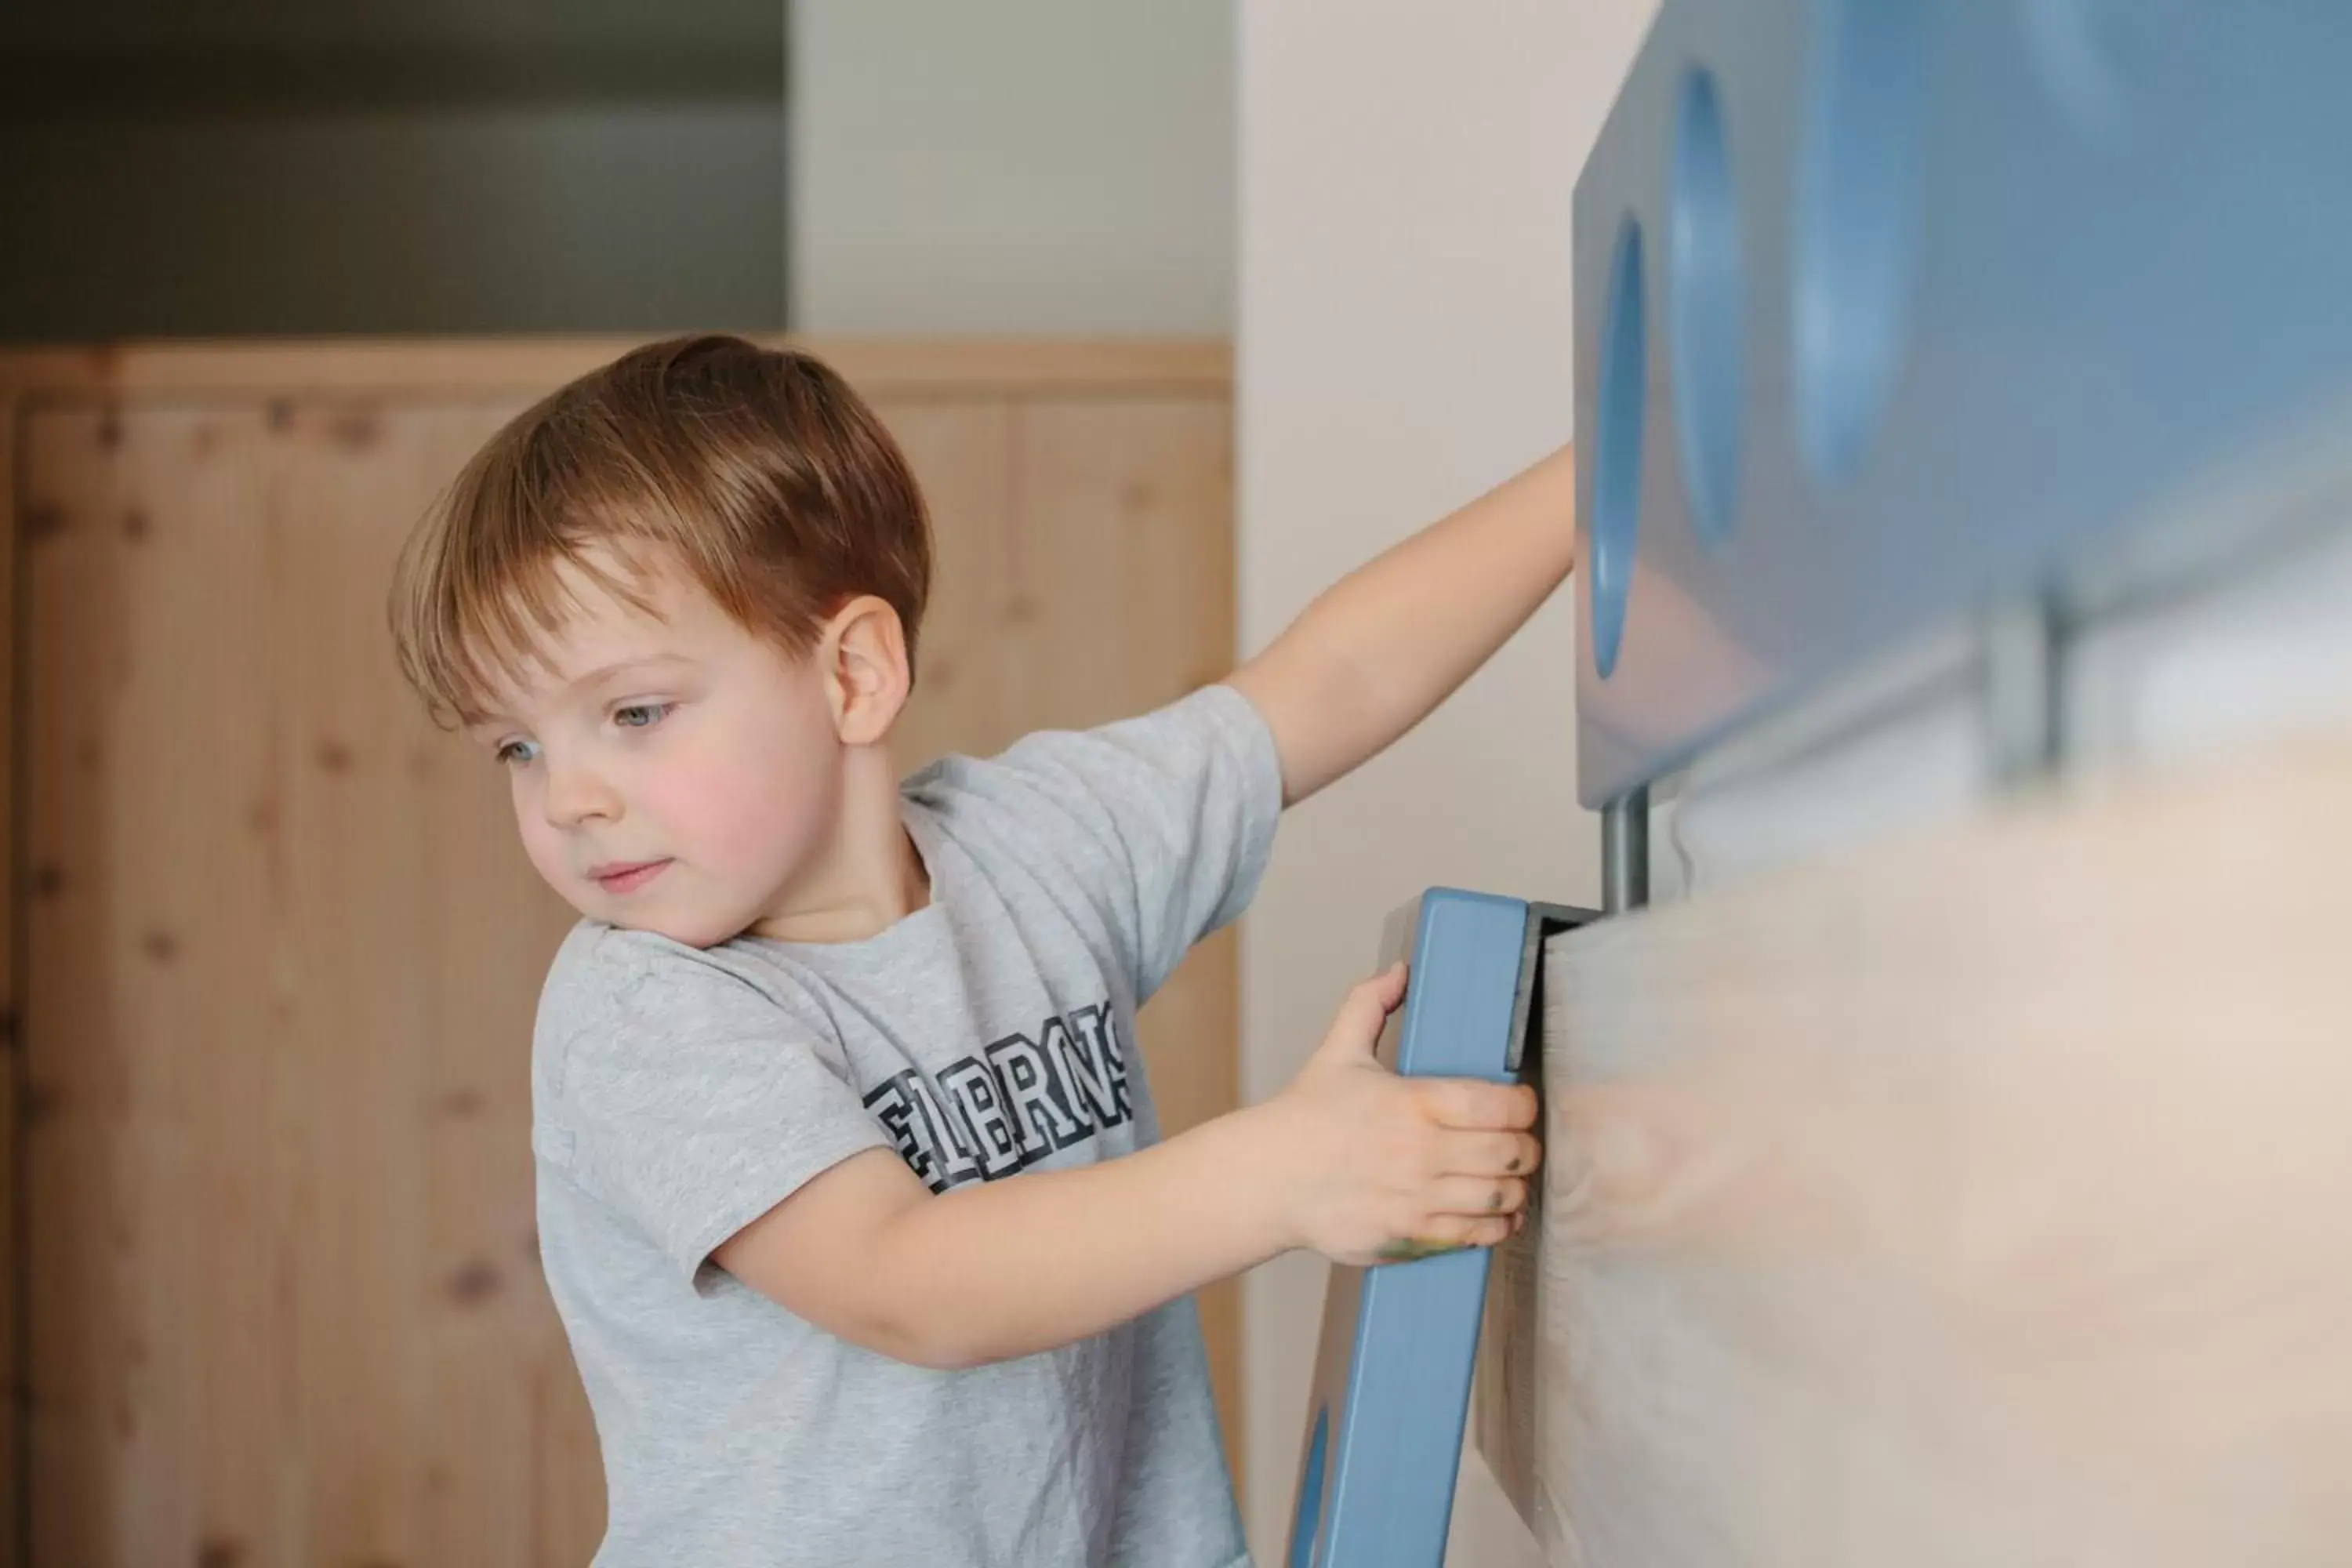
[1236,2,1657,1560]
[789,0,1232,334]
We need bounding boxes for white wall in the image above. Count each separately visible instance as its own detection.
[1237,2,1657,1561]
[789,0,1233,333]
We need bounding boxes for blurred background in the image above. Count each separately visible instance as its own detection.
[0,3,1634,1564]
[3,0,789,339]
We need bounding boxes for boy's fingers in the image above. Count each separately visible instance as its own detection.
[1389,1214,1516,1256]
[1439,1130,1542,1178]
[1414,1078,1539,1131]
[1424,1174,1529,1218]
[1320,964,1406,1060]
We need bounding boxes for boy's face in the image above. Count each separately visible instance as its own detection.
[470,554,848,948]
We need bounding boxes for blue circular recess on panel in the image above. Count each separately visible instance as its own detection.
[1794,0,1928,483]
[1287,1404,1330,1568]
[1670,65,1744,548]
[1592,217,1647,681]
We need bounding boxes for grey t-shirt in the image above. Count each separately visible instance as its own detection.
[532,684,1283,1567]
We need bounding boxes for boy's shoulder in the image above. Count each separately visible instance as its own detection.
[533,921,815,1061]
[541,919,734,1000]
[903,681,1273,829]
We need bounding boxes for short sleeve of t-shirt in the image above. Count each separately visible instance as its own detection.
[960,682,1284,1004]
[533,930,890,1290]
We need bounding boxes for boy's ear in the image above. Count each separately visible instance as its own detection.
[818,595,912,746]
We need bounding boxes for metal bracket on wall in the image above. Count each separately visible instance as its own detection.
[1602,785,1651,913]
[1984,591,2068,789]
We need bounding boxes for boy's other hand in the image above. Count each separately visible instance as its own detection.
[1258,961,1541,1267]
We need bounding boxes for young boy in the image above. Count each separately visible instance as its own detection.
[390,335,1577,1566]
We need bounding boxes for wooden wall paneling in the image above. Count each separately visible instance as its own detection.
[24,402,284,1564]
[0,340,1229,407]
[1478,731,2352,1568]
[1007,397,1235,730]
[173,407,304,1568]
[18,403,125,1566]
[866,397,1018,771]
[3,343,1240,1564]
[272,397,436,1566]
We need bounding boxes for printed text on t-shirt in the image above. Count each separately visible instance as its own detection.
[862,1001,1133,1191]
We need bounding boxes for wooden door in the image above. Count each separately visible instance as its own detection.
[5,341,1237,1566]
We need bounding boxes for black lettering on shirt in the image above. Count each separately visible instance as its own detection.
[942,1058,1022,1179]
[1054,1003,1133,1127]
[986,1031,1091,1156]
[862,999,1135,1192]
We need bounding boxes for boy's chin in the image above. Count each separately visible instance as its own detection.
[575,891,748,950]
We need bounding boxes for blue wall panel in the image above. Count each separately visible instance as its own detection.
[1575,0,2352,804]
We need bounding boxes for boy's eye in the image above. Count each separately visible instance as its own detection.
[495,738,540,767]
[613,702,673,731]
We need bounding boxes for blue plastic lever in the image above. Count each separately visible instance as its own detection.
[1286,889,1594,1568]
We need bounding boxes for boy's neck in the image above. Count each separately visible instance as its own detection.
[749,743,931,946]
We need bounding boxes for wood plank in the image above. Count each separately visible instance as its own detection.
[24,402,283,1564]
[1005,397,1236,727]
[869,397,1019,771]
[274,399,430,1566]
[1479,732,2352,1567]
[0,377,21,1568]
[18,404,125,1567]
[19,408,99,1562]
[0,339,1231,404]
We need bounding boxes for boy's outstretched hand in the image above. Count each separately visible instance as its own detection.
[1255,962,1541,1266]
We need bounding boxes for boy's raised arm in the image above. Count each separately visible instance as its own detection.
[1225,445,1577,806]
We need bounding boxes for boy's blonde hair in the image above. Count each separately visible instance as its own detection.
[390,334,932,727]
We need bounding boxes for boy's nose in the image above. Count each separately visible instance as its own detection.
[543,763,621,828]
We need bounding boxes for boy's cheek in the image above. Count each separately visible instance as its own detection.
[653,730,831,859]
[651,770,811,868]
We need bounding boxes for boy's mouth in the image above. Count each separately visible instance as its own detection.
[589,858,673,895]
